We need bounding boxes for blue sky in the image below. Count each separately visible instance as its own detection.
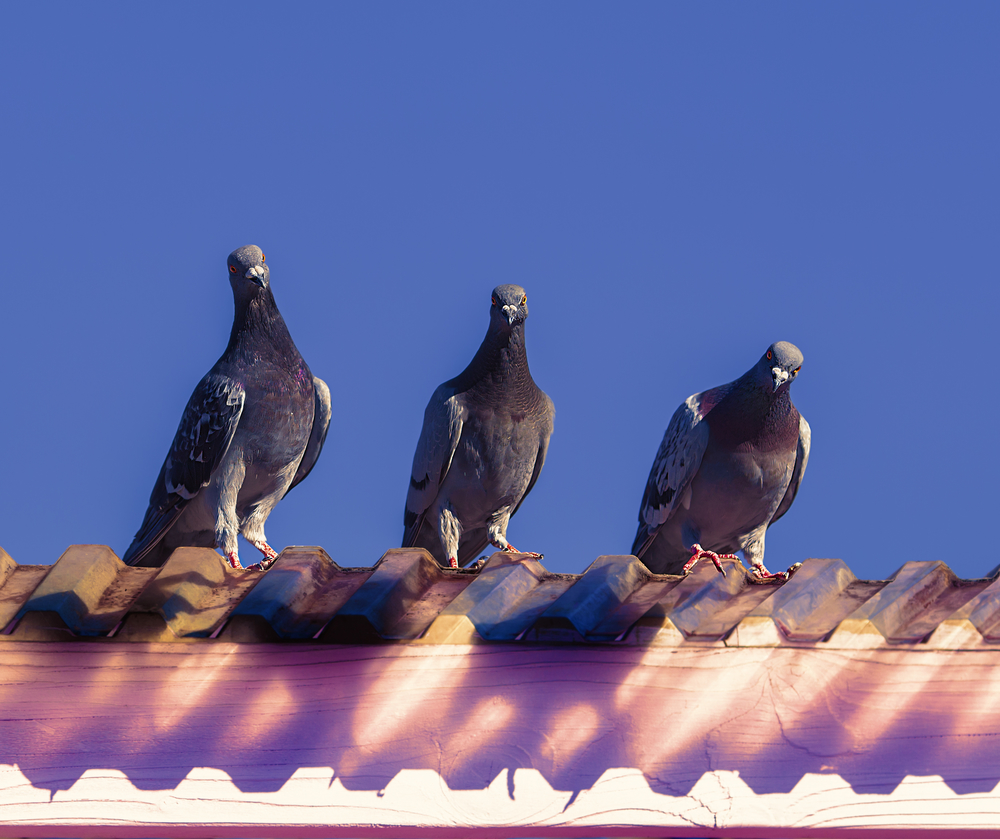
[1,2,997,582]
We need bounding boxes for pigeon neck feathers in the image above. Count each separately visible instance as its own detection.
[225,287,303,368]
[451,319,538,401]
[705,370,800,451]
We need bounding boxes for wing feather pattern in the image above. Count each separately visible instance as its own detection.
[288,376,332,492]
[122,373,245,566]
[512,393,554,517]
[402,385,464,547]
[770,413,811,525]
[631,394,710,558]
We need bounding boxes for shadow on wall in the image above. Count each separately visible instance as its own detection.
[1,640,998,798]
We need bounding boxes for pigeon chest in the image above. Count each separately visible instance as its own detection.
[457,405,540,493]
[702,396,800,497]
[237,361,314,468]
[690,432,796,540]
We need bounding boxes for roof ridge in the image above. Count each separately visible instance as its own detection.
[1,545,998,648]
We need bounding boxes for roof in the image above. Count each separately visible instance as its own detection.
[4,544,1000,836]
[2,545,998,648]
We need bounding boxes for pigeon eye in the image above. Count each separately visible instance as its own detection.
[766,350,773,360]
[229,265,237,274]
[793,366,801,376]
[261,253,265,263]
[521,295,527,305]
[492,296,497,305]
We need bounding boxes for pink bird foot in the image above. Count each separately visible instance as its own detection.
[682,544,737,577]
[244,541,279,572]
[447,557,489,570]
[245,557,279,572]
[448,557,459,569]
[749,561,802,583]
[492,541,543,560]
[226,551,243,570]
[252,541,279,560]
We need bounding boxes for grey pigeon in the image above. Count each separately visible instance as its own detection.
[403,284,554,568]
[632,341,810,580]
[122,245,331,570]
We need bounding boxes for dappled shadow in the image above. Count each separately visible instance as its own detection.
[1,640,999,798]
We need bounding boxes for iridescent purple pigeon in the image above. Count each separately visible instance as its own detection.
[632,341,809,581]
[122,245,331,571]
[402,285,554,568]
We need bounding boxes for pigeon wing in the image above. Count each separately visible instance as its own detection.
[287,376,332,492]
[770,413,811,525]
[632,394,710,558]
[402,385,464,547]
[122,372,245,565]
[512,393,555,516]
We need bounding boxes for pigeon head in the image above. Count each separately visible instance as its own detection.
[227,245,269,292]
[756,341,804,392]
[490,284,529,330]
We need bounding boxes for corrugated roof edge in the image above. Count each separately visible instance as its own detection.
[1,544,998,647]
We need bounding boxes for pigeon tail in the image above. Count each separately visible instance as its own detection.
[122,506,185,566]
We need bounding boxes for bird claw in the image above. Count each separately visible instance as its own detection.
[251,541,279,561]
[238,541,279,571]
[683,544,735,577]
[749,561,801,583]
[494,542,543,560]
[245,556,278,573]
[446,556,489,570]
[227,544,279,572]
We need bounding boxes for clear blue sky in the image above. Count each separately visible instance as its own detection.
[2,3,997,582]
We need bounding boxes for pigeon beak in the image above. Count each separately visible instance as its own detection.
[502,304,517,325]
[245,265,267,288]
[771,366,790,391]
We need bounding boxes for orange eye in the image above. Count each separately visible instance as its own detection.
[793,366,801,375]
[766,350,772,360]
[521,295,527,305]
[492,296,497,305]
[261,253,265,263]
[229,265,237,274]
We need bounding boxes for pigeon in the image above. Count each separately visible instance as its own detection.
[403,284,554,568]
[122,245,331,571]
[631,341,810,580]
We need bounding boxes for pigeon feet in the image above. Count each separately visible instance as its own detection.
[252,540,279,560]
[749,561,802,583]
[683,544,736,577]
[226,543,278,572]
[245,556,279,572]
[492,540,543,560]
[244,541,279,572]
[446,557,488,570]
